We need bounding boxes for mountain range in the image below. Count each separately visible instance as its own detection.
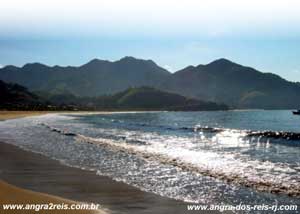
[162,58,300,109]
[1,56,299,109]
[0,56,170,96]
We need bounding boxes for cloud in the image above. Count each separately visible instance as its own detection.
[0,64,3,68]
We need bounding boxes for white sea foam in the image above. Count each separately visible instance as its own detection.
[75,132,300,197]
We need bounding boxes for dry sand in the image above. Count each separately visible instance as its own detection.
[0,180,105,214]
[0,110,162,121]
[0,111,49,120]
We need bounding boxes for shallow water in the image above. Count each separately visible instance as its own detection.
[0,110,300,213]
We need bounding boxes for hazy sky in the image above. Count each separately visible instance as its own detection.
[1,0,300,81]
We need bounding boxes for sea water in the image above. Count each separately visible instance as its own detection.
[0,110,300,213]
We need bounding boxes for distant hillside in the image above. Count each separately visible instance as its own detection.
[0,80,80,111]
[1,57,300,109]
[95,87,228,111]
[44,87,228,111]
[161,59,300,109]
[0,80,227,111]
[0,80,43,109]
[0,56,170,96]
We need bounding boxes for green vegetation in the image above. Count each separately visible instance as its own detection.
[0,80,77,111]
[0,81,227,111]
[94,87,228,111]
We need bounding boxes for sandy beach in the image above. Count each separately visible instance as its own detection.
[0,111,198,214]
[0,180,104,214]
[0,111,49,121]
[0,141,191,214]
[0,111,105,213]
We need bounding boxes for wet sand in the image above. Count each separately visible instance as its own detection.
[0,142,197,214]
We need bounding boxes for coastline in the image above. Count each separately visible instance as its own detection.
[0,141,189,214]
[0,111,50,120]
[0,110,107,214]
[0,110,166,121]
[0,112,195,214]
[0,110,114,121]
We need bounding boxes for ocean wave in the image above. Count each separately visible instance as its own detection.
[40,123,148,145]
[104,118,224,133]
[108,119,300,142]
[192,126,300,142]
[186,126,300,144]
[74,134,300,197]
[39,122,300,197]
[247,130,300,141]
[40,120,300,149]
[39,123,77,136]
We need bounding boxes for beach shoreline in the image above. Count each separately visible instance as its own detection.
[0,110,107,214]
[0,141,190,214]
[0,111,197,214]
[0,110,166,121]
[0,111,50,120]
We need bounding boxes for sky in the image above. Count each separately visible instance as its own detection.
[0,0,300,81]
